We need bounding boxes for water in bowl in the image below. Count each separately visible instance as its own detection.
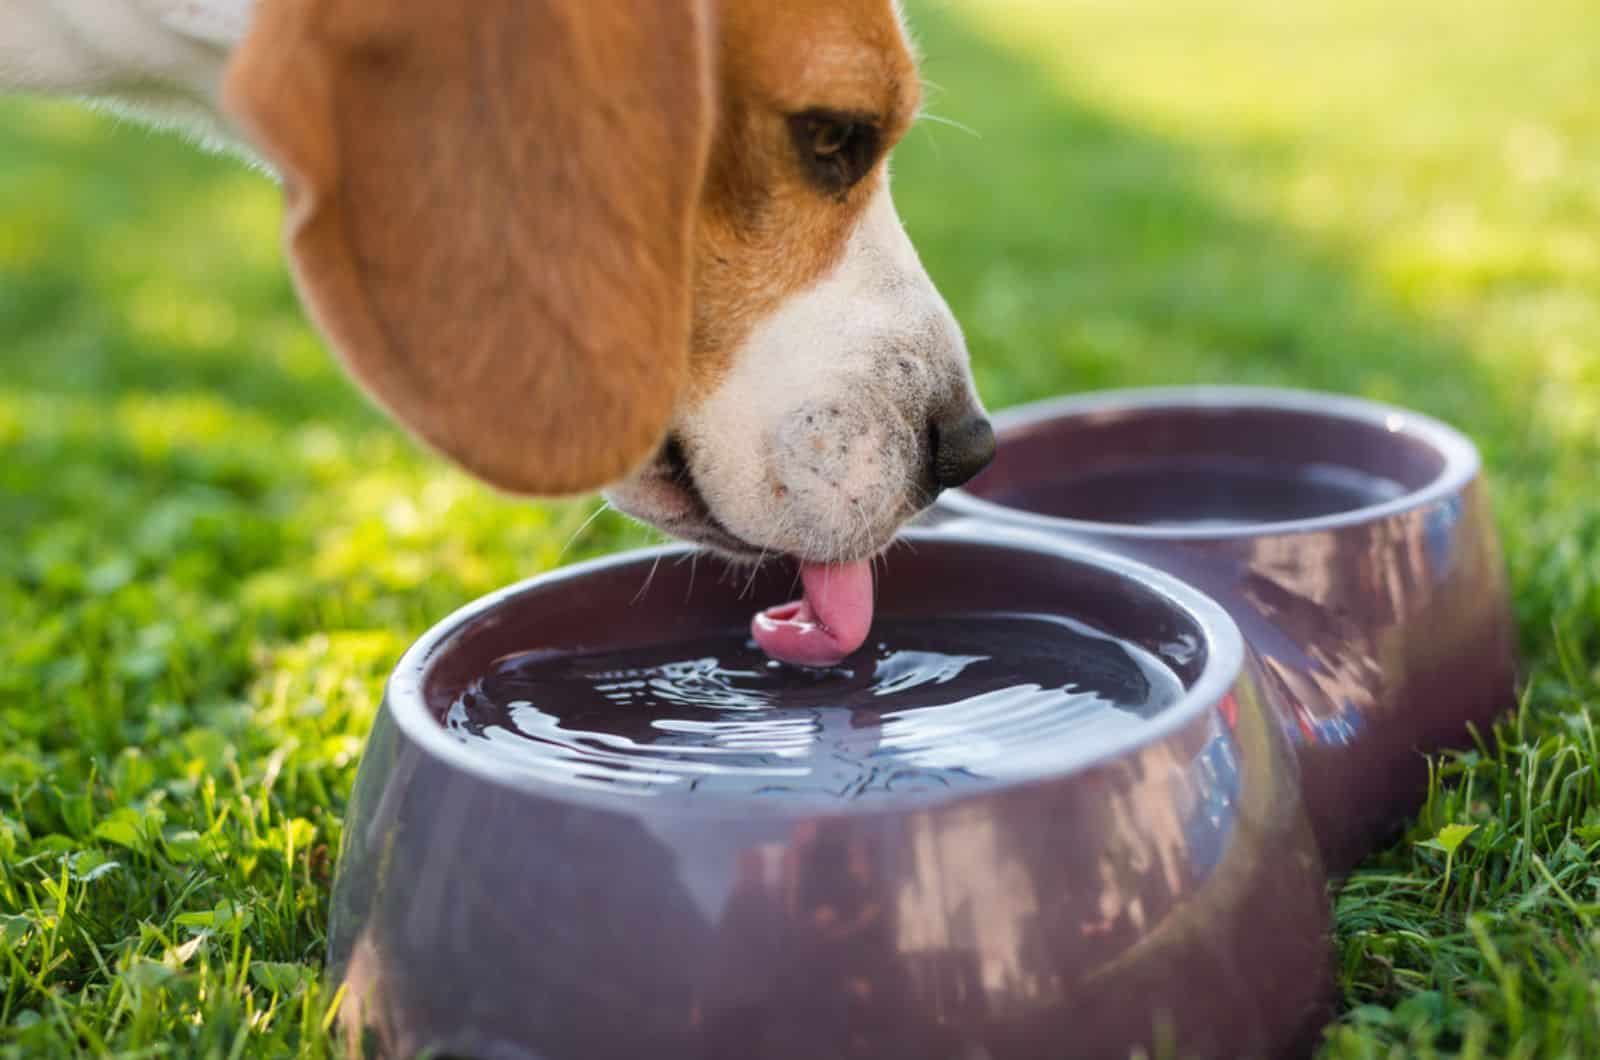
[990,457,1407,530]
[444,613,1186,803]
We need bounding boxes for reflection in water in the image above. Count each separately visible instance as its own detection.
[443,615,1184,804]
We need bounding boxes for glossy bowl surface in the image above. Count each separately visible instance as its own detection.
[329,528,1332,1059]
[937,386,1518,869]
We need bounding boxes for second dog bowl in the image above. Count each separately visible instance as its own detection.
[328,528,1332,1059]
[937,386,1518,870]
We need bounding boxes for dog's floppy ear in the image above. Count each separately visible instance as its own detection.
[223,0,713,494]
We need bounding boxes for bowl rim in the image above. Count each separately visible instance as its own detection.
[939,385,1481,542]
[382,525,1248,817]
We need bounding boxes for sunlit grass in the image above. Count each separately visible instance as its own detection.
[3,0,1600,1053]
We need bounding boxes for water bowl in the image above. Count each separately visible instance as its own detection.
[329,528,1332,1058]
[936,386,1518,870]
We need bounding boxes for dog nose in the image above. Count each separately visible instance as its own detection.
[930,414,996,491]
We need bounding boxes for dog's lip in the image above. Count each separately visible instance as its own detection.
[616,436,915,566]
[642,441,768,562]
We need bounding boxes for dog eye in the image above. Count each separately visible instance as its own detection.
[789,110,881,195]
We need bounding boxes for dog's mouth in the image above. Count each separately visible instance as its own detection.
[652,437,768,562]
[604,436,878,668]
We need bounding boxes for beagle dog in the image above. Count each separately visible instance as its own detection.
[2,0,995,665]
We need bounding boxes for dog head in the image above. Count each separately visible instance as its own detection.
[224,0,991,565]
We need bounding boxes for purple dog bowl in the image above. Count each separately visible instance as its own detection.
[328,528,1332,1059]
[935,386,1518,871]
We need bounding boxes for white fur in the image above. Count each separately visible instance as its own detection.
[0,1,246,142]
[2,0,985,564]
[0,2,237,96]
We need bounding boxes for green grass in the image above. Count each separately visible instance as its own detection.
[2,0,1597,1054]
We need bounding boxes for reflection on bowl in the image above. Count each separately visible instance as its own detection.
[328,528,1332,1059]
[936,386,1519,870]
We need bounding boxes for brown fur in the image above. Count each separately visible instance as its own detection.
[223,0,916,494]
[690,1,921,397]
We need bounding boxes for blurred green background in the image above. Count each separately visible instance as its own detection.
[3,0,1598,1054]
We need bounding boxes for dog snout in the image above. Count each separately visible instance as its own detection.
[928,413,996,491]
[776,397,910,502]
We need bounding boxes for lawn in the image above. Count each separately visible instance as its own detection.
[2,0,1598,1055]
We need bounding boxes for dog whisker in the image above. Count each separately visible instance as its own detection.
[631,552,664,605]
[558,500,613,563]
[915,110,980,139]
[740,545,770,599]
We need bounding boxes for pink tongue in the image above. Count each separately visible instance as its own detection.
[751,560,875,667]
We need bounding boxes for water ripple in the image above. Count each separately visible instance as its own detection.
[444,614,1184,804]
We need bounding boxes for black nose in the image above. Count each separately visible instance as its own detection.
[930,414,997,491]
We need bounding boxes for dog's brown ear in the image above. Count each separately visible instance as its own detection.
[223,0,712,494]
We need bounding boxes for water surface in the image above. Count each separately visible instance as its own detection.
[444,614,1186,804]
